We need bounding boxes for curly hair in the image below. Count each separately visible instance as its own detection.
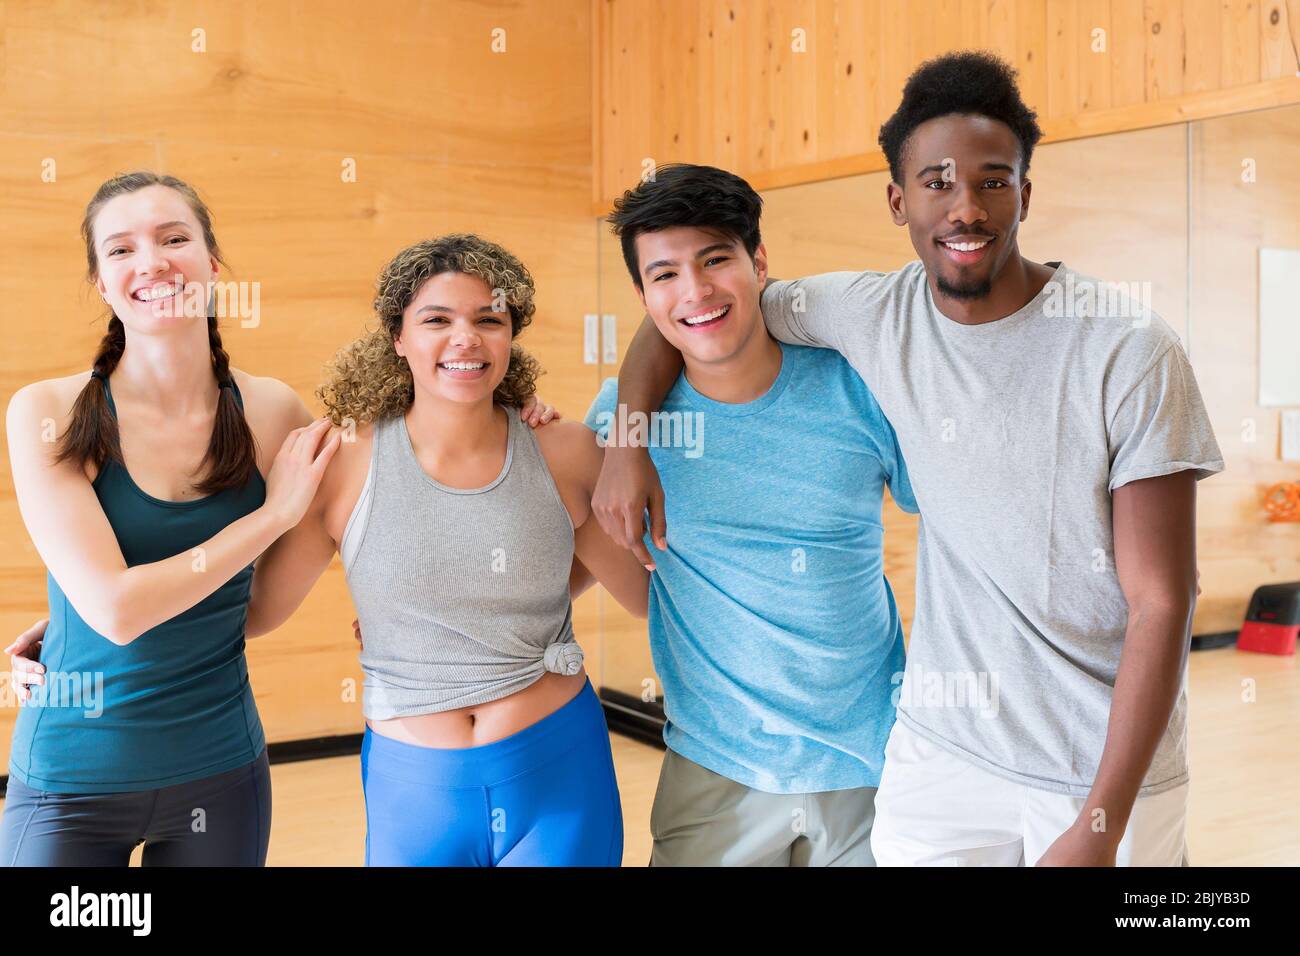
[878,51,1043,184]
[317,234,543,425]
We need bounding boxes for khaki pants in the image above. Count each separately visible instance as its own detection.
[649,748,878,866]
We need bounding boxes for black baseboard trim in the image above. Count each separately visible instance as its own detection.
[599,688,667,750]
[266,734,363,764]
[1191,631,1238,651]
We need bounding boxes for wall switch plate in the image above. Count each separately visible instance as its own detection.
[602,314,619,365]
[1282,410,1300,462]
[583,314,598,364]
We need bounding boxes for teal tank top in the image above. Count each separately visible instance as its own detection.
[7,375,268,793]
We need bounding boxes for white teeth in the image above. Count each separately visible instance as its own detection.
[135,285,177,301]
[440,362,485,370]
[942,240,991,253]
[683,305,729,325]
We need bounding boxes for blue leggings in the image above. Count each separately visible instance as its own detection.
[361,678,623,866]
[0,750,271,866]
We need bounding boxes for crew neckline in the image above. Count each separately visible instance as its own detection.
[673,340,794,417]
[926,260,1065,336]
[398,404,514,495]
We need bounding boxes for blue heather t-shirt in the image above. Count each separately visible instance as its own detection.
[584,341,917,793]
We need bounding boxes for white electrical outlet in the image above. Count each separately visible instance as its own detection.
[1283,411,1300,462]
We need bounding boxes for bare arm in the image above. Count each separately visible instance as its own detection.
[242,395,344,638]
[5,381,338,645]
[616,317,685,429]
[569,554,596,599]
[591,281,784,561]
[246,499,340,638]
[546,420,651,619]
[1037,470,1197,866]
[589,316,682,566]
[573,511,650,619]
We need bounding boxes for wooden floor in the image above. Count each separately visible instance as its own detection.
[3,646,1295,866]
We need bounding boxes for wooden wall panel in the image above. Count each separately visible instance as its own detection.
[1220,0,1262,88]
[0,0,590,168]
[1260,0,1300,77]
[0,0,598,764]
[593,0,1300,207]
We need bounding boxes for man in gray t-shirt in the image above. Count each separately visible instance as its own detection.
[761,259,1221,863]
[596,52,1222,866]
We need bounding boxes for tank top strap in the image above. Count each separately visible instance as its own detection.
[504,403,545,473]
[95,371,246,421]
[95,372,117,418]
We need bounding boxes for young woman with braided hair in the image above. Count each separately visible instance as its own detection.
[0,171,345,865]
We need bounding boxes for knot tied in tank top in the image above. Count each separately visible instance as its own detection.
[340,404,582,719]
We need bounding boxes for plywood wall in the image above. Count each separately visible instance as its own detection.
[0,0,602,760]
[593,0,1300,205]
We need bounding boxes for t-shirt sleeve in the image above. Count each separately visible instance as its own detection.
[881,414,919,514]
[760,272,865,354]
[1107,342,1224,493]
[583,377,620,443]
[855,381,919,515]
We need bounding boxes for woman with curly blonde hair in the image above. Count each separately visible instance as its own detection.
[234,233,649,865]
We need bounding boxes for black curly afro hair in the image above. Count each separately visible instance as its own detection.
[878,51,1043,184]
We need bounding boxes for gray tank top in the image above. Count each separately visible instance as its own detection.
[340,404,581,719]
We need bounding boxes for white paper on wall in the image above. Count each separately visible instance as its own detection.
[1258,248,1300,407]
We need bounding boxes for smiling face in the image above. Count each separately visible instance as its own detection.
[91,184,220,327]
[887,113,1032,302]
[392,271,514,405]
[633,225,768,366]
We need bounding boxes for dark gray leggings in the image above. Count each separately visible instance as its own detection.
[0,750,271,866]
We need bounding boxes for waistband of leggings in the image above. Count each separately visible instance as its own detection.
[361,678,606,788]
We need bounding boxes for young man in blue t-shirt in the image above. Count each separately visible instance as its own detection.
[583,163,916,865]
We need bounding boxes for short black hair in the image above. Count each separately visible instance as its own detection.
[878,51,1043,184]
[606,163,763,290]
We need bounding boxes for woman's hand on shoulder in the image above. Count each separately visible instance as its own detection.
[230,370,314,472]
[520,393,562,429]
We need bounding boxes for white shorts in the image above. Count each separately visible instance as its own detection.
[870,718,1189,866]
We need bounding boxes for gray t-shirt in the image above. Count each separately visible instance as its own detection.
[761,260,1224,796]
